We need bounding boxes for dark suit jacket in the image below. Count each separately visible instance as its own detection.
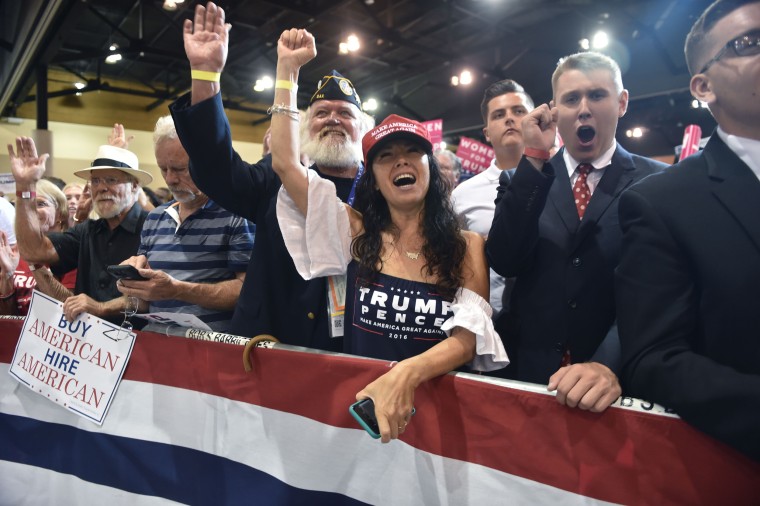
[486,145,665,384]
[170,93,353,351]
[616,133,760,461]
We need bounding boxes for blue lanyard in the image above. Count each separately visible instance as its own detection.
[346,162,364,207]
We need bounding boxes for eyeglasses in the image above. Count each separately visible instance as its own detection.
[699,30,760,74]
[90,176,128,187]
[105,296,139,342]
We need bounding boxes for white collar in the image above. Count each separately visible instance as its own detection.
[717,127,760,182]
[483,158,506,181]
[564,140,617,177]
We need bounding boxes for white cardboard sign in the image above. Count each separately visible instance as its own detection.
[8,290,136,425]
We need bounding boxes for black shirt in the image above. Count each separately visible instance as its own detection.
[49,203,148,303]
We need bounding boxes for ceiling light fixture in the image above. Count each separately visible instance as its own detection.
[451,70,473,86]
[163,0,185,11]
[338,34,361,55]
[363,98,378,111]
[253,76,274,92]
[105,53,122,64]
[592,31,609,49]
[74,82,86,90]
[625,127,644,138]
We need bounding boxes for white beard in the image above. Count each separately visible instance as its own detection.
[301,129,362,169]
[94,193,134,219]
[169,185,199,204]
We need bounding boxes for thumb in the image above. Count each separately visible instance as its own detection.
[39,153,50,167]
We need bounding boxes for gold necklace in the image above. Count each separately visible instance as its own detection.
[388,237,422,261]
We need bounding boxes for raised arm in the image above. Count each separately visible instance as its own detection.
[486,105,558,277]
[269,28,317,216]
[8,137,59,264]
[183,1,230,105]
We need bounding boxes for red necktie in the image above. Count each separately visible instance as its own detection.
[573,163,593,219]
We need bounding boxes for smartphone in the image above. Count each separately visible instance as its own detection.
[349,398,381,439]
[349,398,416,439]
[107,265,149,281]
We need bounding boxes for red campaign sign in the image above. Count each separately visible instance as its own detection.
[455,137,494,175]
[422,119,443,151]
[679,124,702,161]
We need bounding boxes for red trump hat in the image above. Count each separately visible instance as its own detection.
[362,114,433,166]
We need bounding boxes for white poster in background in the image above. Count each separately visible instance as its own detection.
[0,173,16,197]
[8,290,136,425]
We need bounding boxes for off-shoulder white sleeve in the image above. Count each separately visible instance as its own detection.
[276,169,352,280]
[440,288,509,372]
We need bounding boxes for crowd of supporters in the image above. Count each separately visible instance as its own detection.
[2,0,758,462]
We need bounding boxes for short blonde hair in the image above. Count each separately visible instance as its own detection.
[552,51,624,97]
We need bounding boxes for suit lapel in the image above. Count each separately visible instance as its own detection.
[705,135,760,254]
[547,153,580,234]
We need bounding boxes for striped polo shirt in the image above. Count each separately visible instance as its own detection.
[138,199,254,332]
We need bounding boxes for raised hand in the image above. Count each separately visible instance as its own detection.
[521,103,559,155]
[74,183,93,223]
[0,231,19,277]
[277,28,317,71]
[183,2,231,72]
[7,137,48,185]
[107,123,134,148]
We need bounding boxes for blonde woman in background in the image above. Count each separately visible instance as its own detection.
[0,180,76,315]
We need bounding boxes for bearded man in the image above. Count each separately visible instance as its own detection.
[171,19,374,349]
[9,136,152,324]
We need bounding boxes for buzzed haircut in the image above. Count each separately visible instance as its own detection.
[480,79,534,123]
[551,52,624,97]
[685,0,759,75]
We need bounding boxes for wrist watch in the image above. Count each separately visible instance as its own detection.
[16,190,36,199]
[28,263,47,272]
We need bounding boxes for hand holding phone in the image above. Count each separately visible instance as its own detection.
[107,264,149,281]
[349,398,381,439]
[349,398,416,440]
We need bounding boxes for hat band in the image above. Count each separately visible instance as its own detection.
[91,158,132,169]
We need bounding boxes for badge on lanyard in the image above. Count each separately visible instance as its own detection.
[326,274,346,337]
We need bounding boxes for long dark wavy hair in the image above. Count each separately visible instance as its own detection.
[351,144,467,301]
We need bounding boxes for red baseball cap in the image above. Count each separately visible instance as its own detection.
[362,114,433,166]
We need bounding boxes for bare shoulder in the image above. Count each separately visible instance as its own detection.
[347,205,365,237]
[462,230,485,250]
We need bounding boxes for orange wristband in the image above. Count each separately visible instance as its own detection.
[524,147,551,160]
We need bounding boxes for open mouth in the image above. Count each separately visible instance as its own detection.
[577,126,596,145]
[393,174,416,187]
[321,129,346,139]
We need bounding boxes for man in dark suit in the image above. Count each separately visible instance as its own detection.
[616,0,760,461]
[169,2,373,350]
[486,51,665,412]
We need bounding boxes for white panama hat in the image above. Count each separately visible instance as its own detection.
[73,145,153,186]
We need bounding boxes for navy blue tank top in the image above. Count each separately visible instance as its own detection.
[344,260,455,361]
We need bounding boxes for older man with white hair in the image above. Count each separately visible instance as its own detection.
[170,2,373,349]
[8,136,151,323]
[117,115,254,333]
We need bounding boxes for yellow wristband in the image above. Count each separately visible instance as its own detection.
[191,70,221,82]
[275,80,297,91]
